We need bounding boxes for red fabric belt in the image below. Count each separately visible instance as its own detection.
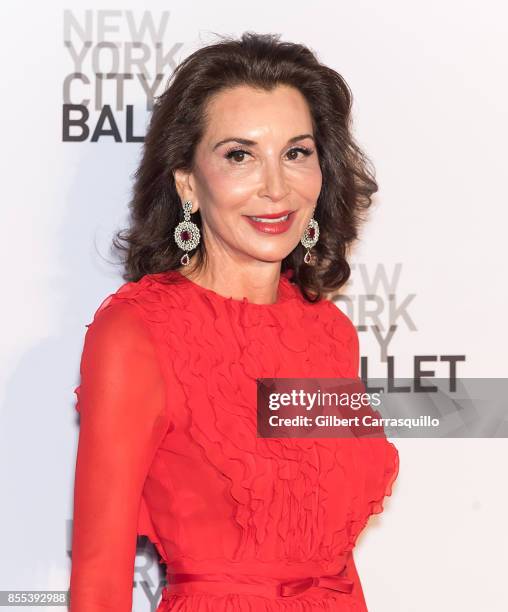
[161,569,354,599]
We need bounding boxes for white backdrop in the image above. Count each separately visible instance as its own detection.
[0,2,507,611]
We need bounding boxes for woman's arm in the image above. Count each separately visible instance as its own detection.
[69,301,170,611]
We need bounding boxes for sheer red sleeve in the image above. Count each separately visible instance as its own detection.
[69,300,171,611]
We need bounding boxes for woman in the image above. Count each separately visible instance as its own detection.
[69,31,399,611]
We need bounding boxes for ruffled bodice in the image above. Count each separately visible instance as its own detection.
[70,269,399,612]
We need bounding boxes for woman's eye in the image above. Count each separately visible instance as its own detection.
[286,146,313,160]
[225,149,250,163]
[224,146,314,164]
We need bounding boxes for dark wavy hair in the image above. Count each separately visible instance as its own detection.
[112,31,378,302]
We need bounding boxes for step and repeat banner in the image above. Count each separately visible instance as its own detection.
[0,2,506,611]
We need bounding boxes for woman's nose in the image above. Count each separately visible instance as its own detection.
[258,162,291,202]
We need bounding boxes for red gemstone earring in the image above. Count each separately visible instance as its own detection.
[174,200,201,266]
[300,206,319,264]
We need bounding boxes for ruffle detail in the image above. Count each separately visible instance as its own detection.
[88,270,400,572]
[73,384,81,413]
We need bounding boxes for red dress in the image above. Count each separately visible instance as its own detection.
[70,269,399,611]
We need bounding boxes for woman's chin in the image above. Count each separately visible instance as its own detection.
[245,249,295,265]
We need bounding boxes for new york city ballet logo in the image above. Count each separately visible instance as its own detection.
[62,10,181,142]
[333,263,466,385]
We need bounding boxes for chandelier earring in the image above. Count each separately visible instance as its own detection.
[174,200,201,266]
[300,206,320,265]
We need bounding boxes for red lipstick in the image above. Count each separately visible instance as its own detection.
[244,210,296,235]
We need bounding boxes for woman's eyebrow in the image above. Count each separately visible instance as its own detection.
[212,133,315,150]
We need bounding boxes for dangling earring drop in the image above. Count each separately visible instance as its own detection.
[174,200,201,266]
[300,206,319,264]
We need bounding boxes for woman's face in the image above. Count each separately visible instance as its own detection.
[174,84,322,265]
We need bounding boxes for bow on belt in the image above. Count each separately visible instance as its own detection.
[279,573,354,597]
[161,569,354,599]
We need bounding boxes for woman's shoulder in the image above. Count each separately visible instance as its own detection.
[317,295,355,329]
[85,271,188,330]
[292,281,355,326]
[309,295,358,354]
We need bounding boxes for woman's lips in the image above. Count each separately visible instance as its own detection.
[244,210,296,235]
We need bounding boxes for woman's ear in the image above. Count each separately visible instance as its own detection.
[173,169,199,212]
